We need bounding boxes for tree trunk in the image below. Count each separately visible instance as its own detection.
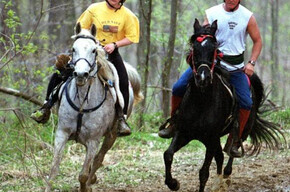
[270,0,279,99]
[48,0,73,51]
[161,0,178,118]
[259,0,269,81]
[137,0,152,130]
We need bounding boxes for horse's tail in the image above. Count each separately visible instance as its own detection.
[125,62,144,105]
[247,73,285,155]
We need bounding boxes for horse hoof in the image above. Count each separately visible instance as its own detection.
[166,178,180,191]
[225,178,231,187]
[223,167,232,176]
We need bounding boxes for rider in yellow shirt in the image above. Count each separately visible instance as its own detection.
[77,0,139,136]
[31,0,139,137]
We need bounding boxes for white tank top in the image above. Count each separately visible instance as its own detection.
[205,3,252,71]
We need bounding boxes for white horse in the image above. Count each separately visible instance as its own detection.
[45,23,143,192]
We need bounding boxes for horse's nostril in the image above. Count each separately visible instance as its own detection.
[84,72,89,78]
[73,72,78,77]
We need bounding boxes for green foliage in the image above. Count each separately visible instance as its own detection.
[269,108,290,129]
[4,9,21,30]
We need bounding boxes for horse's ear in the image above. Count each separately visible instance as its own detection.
[210,20,218,35]
[193,18,201,34]
[90,24,97,37]
[75,22,81,35]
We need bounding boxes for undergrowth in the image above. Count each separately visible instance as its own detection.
[0,108,288,191]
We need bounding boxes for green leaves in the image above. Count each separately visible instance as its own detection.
[5,9,21,30]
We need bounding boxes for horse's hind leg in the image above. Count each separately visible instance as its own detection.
[88,128,117,185]
[45,130,69,192]
[79,140,99,192]
[164,133,190,191]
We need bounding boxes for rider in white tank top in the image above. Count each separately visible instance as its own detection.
[206,3,252,71]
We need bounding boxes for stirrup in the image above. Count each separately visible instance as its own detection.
[30,106,51,124]
[224,139,245,158]
[159,118,172,131]
[158,124,175,139]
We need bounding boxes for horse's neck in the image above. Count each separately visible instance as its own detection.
[188,76,222,106]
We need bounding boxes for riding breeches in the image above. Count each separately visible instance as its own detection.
[45,67,72,107]
[108,48,129,114]
[172,67,252,110]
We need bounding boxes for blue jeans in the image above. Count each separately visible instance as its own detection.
[172,67,252,110]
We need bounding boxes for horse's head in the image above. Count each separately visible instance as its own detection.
[190,19,218,88]
[71,22,98,86]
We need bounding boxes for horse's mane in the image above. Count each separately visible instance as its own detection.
[72,29,114,81]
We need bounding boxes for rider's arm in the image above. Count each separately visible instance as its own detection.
[244,15,262,76]
[104,38,133,54]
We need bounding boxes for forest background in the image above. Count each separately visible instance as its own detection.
[0,0,289,126]
[0,0,289,191]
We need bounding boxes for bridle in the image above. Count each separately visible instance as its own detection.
[189,34,220,83]
[69,35,98,75]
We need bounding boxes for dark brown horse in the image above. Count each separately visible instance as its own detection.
[162,19,283,192]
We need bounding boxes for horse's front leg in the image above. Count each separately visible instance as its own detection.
[211,141,226,192]
[79,140,99,192]
[222,156,234,188]
[164,132,190,191]
[45,129,69,192]
[88,125,118,185]
[199,147,215,192]
[223,156,234,177]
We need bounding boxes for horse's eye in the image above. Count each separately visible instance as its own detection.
[92,49,96,54]
[72,48,75,53]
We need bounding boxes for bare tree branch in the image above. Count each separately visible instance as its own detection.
[0,87,42,106]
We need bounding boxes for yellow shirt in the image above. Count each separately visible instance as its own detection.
[77,2,139,46]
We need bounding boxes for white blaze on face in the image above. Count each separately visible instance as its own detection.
[201,39,208,47]
[201,71,205,81]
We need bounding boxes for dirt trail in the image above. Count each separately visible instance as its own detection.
[93,149,289,192]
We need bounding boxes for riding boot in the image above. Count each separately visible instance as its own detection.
[116,104,131,137]
[31,55,72,124]
[30,73,61,124]
[229,109,251,157]
[30,101,52,124]
[158,95,183,139]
